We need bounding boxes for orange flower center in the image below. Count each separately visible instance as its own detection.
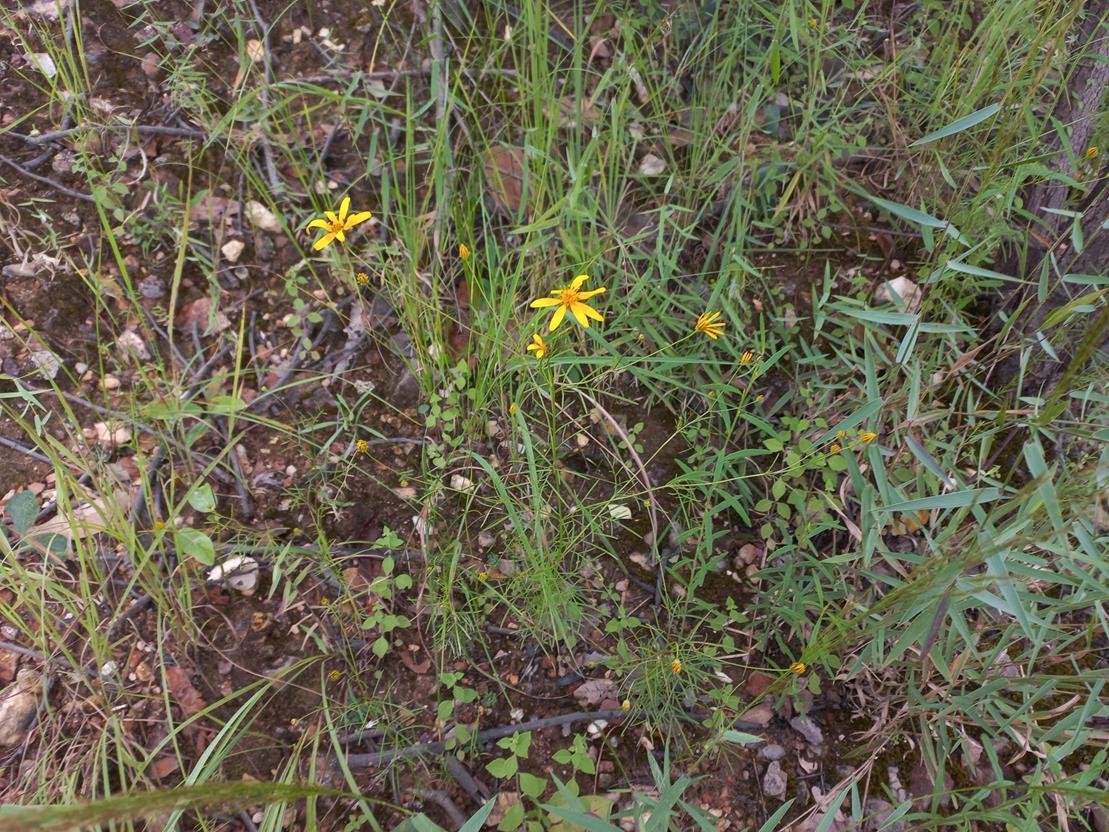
[558,288,582,306]
[326,219,345,233]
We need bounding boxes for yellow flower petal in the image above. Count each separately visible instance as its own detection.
[338,195,351,223]
[307,218,332,230]
[577,287,606,300]
[530,297,561,308]
[570,274,589,290]
[570,303,591,328]
[548,304,568,331]
[345,210,373,229]
[334,229,346,244]
[324,210,339,224]
[313,232,337,251]
[578,302,604,322]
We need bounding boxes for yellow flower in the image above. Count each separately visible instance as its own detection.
[1087,146,1099,159]
[526,333,548,359]
[859,431,877,444]
[459,243,471,260]
[354,439,369,454]
[478,571,489,581]
[509,403,518,415]
[830,443,842,453]
[671,658,682,675]
[755,394,764,402]
[789,661,806,675]
[307,196,372,251]
[740,351,754,364]
[694,310,726,340]
[530,274,606,331]
[328,669,344,682]
[621,699,631,712]
[836,430,846,439]
[356,271,369,285]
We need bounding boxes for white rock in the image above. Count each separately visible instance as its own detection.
[586,719,609,736]
[99,660,118,678]
[0,668,42,747]
[638,153,666,175]
[244,200,281,232]
[117,330,150,360]
[20,0,73,20]
[25,52,57,79]
[450,474,475,492]
[207,556,258,595]
[30,350,60,379]
[90,421,132,449]
[763,760,788,798]
[875,276,922,312]
[221,239,246,263]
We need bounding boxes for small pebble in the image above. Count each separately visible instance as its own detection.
[760,743,786,761]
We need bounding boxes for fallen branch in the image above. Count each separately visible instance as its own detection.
[0,153,94,202]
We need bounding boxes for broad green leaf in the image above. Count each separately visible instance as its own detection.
[176,528,215,565]
[859,193,969,245]
[187,484,216,514]
[877,488,1002,513]
[909,103,1001,146]
[486,755,518,779]
[459,799,497,832]
[520,772,547,799]
[756,799,795,832]
[5,491,39,535]
[720,730,763,745]
[497,800,525,832]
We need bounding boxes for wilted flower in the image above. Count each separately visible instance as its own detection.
[459,243,471,260]
[671,658,682,675]
[789,661,806,675]
[859,431,877,444]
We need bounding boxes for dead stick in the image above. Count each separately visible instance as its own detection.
[0,153,94,202]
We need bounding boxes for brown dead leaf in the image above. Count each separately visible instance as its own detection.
[24,489,134,551]
[0,648,18,685]
[745,671,773,696]
[573,676,617,707]
[398,646,431,675]
[190,194,239,226]
[178,297,231,335]
[165,666,206,719]
[486,792,522,827]
[149,754,180,782]
[483,146,526,216]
